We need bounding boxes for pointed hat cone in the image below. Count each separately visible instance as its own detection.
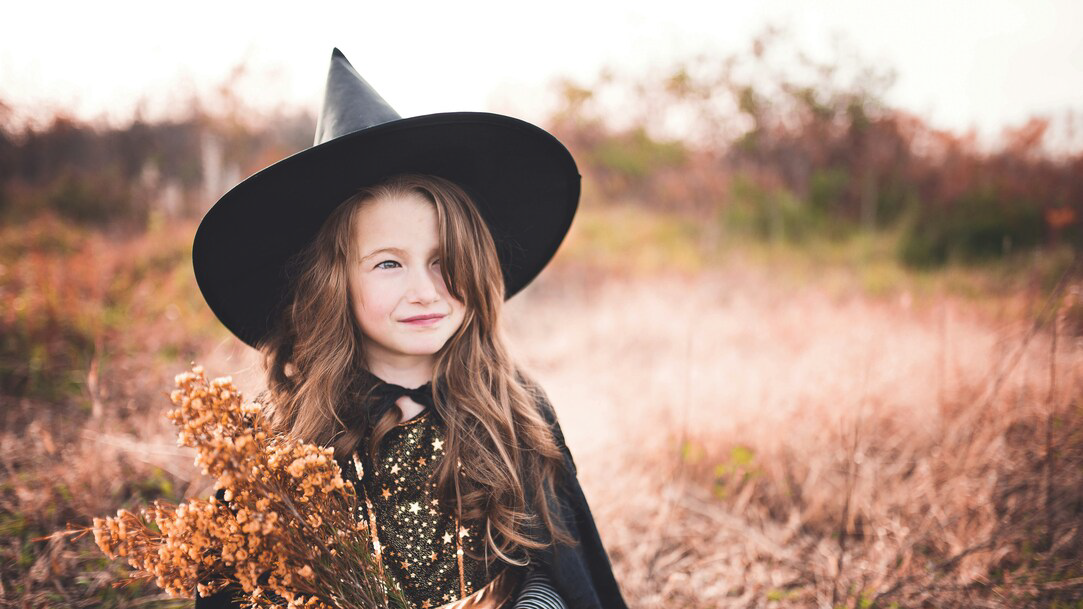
[314,48,401,145]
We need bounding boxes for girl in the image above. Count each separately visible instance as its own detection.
[191,50,628,609]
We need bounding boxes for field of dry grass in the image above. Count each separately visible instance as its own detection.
[1,215,1080,608]
[501,257,1083,608]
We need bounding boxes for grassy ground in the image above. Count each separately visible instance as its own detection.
[1,209,1080,607]
[565,201,1078,306]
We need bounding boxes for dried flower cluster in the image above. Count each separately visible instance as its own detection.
[69,365,408,609]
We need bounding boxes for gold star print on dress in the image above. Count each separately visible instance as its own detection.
[344,409,505,608]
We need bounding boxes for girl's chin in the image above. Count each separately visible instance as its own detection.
[362,331,454,360]
[390,338,452,356]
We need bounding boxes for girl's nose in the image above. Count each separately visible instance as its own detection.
[406,264,440,303]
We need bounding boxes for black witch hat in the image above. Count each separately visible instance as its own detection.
[192,48,581,349]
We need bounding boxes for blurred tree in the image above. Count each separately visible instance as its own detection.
[542,25,1083,264]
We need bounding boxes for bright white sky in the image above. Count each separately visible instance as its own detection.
[3,0,1081,147]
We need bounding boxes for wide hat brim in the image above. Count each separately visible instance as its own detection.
[192,111,580,349]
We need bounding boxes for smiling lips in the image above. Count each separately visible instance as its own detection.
[400,313,445,326]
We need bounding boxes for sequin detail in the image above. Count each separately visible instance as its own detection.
[347,409,499,608]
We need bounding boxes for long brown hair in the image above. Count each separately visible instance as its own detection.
[257,173,576,567]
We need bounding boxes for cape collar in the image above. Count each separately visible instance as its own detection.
[355,368,438,427]
[363,370,435,408]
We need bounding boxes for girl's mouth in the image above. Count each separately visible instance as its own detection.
[400,314,445,326]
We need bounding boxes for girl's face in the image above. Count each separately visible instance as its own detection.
[347,193,466,370]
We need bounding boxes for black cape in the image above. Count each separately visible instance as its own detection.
[526,390,629,609]
[194,386,628,609]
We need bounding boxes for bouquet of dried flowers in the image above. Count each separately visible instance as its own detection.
[57,365,408,609]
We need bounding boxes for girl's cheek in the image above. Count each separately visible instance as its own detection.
[433,277,448,294]
[432,271,458,298]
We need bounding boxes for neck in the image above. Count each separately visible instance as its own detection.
[363,351,434,389]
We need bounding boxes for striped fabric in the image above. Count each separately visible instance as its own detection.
[510,567,568,609]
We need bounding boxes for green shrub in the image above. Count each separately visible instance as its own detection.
[589,127,686,180]
[808,167,849,215]
[723,174,852,243]
[898,191,1046,268]
[47,168,144,228]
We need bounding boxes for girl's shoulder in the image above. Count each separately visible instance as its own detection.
[531,386,558,426]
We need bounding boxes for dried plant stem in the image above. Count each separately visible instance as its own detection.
[869,536,998,608]
[974,257,1077,414]
[1044,301,1057,554]
[832,343,871,608]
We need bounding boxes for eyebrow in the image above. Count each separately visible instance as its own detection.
[360,245,440,262]
[360,246,405,262]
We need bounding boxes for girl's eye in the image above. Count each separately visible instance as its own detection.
[431,258,441,267]
[374,260,400,270]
